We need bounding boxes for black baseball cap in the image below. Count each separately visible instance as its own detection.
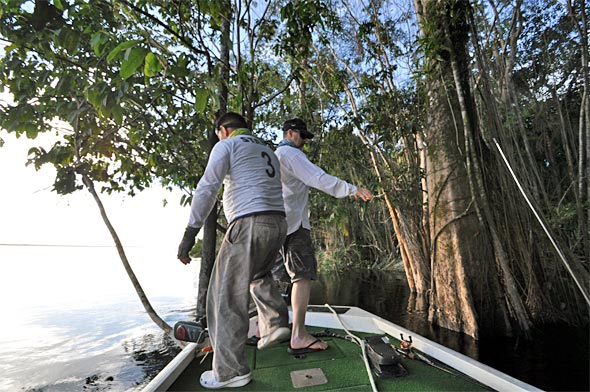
[283,118,314,139]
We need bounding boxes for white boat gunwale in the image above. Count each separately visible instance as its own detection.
[142,342,200,392]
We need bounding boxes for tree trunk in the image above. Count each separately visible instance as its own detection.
[415,0,520,338]
[339,73,432,297]
[447,5,532,337]
[423,72,481,338]
[567,0,589,256]
[81,174,172,334]
[196,0,231,321]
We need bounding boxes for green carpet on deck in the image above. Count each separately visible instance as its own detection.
[168,327,489,391]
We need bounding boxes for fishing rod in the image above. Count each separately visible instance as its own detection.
[492,138,590,306]
[325,304,379,392]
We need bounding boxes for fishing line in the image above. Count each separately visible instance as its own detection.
[325,303,379,392]
[493,138,590,306]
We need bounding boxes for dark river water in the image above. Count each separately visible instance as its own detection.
[311,269,589,392]
[1,246,587,391]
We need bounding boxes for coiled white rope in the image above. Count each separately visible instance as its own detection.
[325,304,378,392]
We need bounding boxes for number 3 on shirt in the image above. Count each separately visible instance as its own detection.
[260,151,276,178]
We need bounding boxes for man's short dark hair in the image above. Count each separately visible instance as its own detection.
[216,112,247,130]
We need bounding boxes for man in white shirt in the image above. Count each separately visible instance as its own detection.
[177,112,290,388]
[275,118,373,354]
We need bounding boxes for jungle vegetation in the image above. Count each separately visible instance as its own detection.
[0,0,588,339]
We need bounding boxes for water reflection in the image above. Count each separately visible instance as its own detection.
[5,299,188,392]
[123,333,182,388]
[0,245,199,392]
[312,270,479,359]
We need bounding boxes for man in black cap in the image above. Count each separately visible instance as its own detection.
[275,118,373,355]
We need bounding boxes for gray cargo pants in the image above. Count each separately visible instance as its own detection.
[207,213,288,382]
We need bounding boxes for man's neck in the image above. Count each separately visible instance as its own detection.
[278,139,299,148]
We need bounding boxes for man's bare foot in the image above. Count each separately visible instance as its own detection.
[290,334,328,350]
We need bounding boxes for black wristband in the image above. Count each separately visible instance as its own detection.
[177,226,200,259]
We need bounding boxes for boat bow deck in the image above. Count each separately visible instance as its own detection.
[143,305,542,392]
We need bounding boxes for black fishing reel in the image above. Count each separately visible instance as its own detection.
[365,335,408,379]
[397,333,415,359]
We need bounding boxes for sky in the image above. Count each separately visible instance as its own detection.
[0,37,190,251]
[0,128,190,249]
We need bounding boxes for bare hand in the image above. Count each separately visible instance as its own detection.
[179,257,191,265]
[354,188,373,201]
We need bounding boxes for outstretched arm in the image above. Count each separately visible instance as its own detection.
[290,152,372,201]
[353,187,373,201]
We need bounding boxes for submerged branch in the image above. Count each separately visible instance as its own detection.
[80,173,172,335]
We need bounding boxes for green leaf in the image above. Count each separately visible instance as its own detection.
[107,39,142,63]
[85,86,101,107]
[194,88,209,114]
[54,167,79,195]
[3,43,16,55]
[120,47,148,79]
[90,32,105,56]
[111,105,124,125]
[25,123,38,139]
[54,0,64,10]
[59,28,80,53]
[144,51,161,77]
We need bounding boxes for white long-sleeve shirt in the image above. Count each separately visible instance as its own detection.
[276,145,357,235]
[188,132,284,228]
